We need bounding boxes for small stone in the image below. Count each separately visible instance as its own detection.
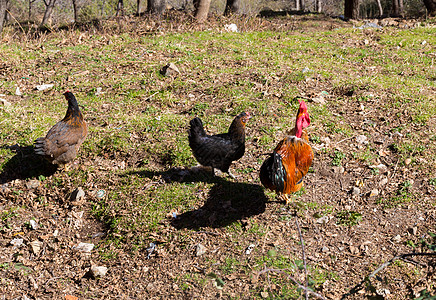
[224,23,238,32]
[15,87,22,96]
[332,166,345,174]
[322,246,329,252]
[316,216,330,224]
[405,158,412,165]
[349,245,359,254]
[73,242,94,253]
[369,189,379,197]
[409,227,417,235]
[245,243,256,255]
[53,229,59,237]
[90,265,108,277]
[10,238,24,248]
[29,219,39,230]
[356,135,368,144]
[392,235,401,243]
[71,187,85,201]
[0,98,11,107]
[376,164,388,173]
[160,63,180,77]
[26,180,40,189]
[380,177,388,185]
[344,205,352,210]
[30,240,43,255]
[196,243,206,256]
[312,96,326,104]
[35,84,54,91]
[261,291,269,298]
[352,187,360,195]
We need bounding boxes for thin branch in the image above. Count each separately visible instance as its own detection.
[295,217,309,300]
[257,268,327,300]
[335,135,356,146]
[342,252,436,299]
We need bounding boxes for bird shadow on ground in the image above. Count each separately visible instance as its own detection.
[0,144,57,184]
[126,167,267,229]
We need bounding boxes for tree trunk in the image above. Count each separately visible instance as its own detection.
[147,0,166,14]
[40,0,57,27]
[224,0,240,15]
[194,0,211,21]
[137,0,146,15]
[315,0,322,13]
[423,0,436,15]
[299,0,305,11]
[116,0,124,16]
[0,0,6,33]
[72,0,78,23]
[344,0,359,19]
[391,0,399,16]
[376,0,383,16]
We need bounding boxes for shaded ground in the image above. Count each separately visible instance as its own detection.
[0,13,435,299]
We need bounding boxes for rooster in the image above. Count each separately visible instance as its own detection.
[34,91,88,167]
[259,100,313,204]
[188,112,251,179]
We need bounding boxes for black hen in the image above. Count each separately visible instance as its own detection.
[188,112,251,178]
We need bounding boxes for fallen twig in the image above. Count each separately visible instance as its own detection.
[295,217,309,300]
[342,252,436,299]
[257,267,327,300]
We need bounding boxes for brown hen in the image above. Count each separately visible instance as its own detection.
[34,91,88,166]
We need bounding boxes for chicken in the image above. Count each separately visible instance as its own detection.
[188,112,251,179]
[259,99,313,204]
[34,91,88,167]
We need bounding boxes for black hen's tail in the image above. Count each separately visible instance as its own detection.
[188,117,206,144]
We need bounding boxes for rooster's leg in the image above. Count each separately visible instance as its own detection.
[283,194,291,205]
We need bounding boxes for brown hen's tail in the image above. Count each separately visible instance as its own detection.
[34,137,47,156]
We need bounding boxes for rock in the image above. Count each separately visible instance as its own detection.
[369,189,379,197]
[392,235,401,243]
[30,240,43,255]
[380,177,388,185]
[90,265,108,277]
[356,135,368,144]
[196,243,206,256]
[322,246,329,252]
[29,219,39,230]
[349,245,359,254]
[245,243,256,255]
[316,216,330,224]
[10,238,24,248]
[312,96,326,104]
[26,180,40,189]
[73,242,94,253]
[71,187,85,201]
[0,98,11,107]
[405,158,412,165]
[224,23,238,32]
[160,63,180,77]
[409,227,417,235]
[332,166,344,174]
[261,291,269,298]
[352,187,360,196]
[35,84,54,91]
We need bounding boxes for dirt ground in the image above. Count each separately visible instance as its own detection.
[0,13,435,299]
